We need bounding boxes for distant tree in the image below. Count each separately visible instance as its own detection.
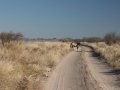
[0,32,24,46]
[60,38,73,42]
[14,32,24,41]
[81,37,103,43]
[104,32,117,45]
[53,38,57,40]
[74,39,81,43]
[116,33,120,42]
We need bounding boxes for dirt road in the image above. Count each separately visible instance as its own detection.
[45,48,99,90]
[45,47,120,90]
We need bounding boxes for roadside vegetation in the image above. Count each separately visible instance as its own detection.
[0,32,71,90]
[89,42,120,68]
[86,32,120,68]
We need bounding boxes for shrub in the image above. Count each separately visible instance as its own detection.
[0,32,23,46]
[104,32,117,45]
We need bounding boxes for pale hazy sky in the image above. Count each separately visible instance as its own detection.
[0,0,120,38]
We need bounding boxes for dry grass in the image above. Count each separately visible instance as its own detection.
[89,42,120,68]
[0,41,71,90]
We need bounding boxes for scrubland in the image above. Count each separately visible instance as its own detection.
[0,41,71,90]
[89,42,120,68]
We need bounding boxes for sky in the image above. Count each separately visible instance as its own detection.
[0,0,120,38]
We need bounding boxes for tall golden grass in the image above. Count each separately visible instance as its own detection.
[0,41,71,90]
[89,42,120,68]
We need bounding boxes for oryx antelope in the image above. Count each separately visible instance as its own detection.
[70,42,81,51]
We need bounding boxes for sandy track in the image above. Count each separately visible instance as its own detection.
[45,51,99,90]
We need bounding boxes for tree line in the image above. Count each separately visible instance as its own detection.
[80,32,120,45]
[0,31,119,46]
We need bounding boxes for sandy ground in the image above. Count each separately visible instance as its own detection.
[45,48,99,90]
[45,47,120,90]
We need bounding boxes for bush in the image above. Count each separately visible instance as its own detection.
[0,32,23,46]
[104,32,118,45]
